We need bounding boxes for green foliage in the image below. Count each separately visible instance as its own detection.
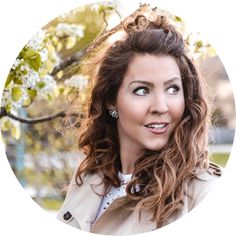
[98,5,114,14]
[1,2,115,139]
[5,104,11,113]
[174,15,182,22]
[1,2,216,140]
[0,3,226,212]
[40,198,63,210]
[36,81,46,89]
[5,72,15,86]
[196,40,203,49]
[23,48,42,71]
[210,152,229,167]
[27,88,37,100]
[12,87,23,101]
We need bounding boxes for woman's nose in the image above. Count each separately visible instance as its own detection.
[149,93,169,115]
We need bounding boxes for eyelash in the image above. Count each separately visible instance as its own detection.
[133,87,149,96]
[133,85,180,96]
[166,85,180,94]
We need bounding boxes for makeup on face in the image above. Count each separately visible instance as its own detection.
[115,54,185,164]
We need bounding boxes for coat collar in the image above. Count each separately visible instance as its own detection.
[64,173,106,231]
[69,173,157,233]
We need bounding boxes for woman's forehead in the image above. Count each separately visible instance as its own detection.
[122,54,181,85]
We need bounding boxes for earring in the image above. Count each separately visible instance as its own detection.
[109,110,119,118]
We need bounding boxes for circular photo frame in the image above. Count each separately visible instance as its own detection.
[0,1,235,236]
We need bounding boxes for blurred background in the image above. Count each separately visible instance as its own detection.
[0,1,235,214]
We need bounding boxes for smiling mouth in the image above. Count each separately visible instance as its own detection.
[144,123,169,134]
[144,123,168,129]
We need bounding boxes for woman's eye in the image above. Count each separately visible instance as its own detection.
[133,87,149,96]
[166,85,180,94]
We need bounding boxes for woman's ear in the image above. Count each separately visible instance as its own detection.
[106,102,119,118]
[106,101,117,111]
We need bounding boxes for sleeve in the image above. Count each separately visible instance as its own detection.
[62,155,85,203]
[188,163,223,210]
[56,155,85,228]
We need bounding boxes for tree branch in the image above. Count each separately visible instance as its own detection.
[50,5,146,79]
[0,107,66,124]
[101,9,109,31]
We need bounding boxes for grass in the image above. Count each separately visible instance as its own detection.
[21,152,231,210]
[40,198,63,210]
[210,152,230,167]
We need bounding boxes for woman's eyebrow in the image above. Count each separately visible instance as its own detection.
[128,80,154,87]
[164,77,181,85]
[128,77,181,87]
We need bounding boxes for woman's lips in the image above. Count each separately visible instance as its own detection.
[144,123,169,134]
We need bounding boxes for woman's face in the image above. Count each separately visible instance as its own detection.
[114,54,185,154]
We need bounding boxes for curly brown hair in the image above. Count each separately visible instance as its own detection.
[74,13,211,227]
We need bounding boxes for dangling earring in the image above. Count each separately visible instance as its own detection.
[109,110,119,119]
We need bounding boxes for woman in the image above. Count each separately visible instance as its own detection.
[57,11,222,235]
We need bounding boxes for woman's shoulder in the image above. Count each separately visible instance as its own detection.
[62,155,86,203]
[187,162,223,210]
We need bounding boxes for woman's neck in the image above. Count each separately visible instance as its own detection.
[119,145,143,174]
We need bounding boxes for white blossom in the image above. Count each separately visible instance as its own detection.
[1,90,11,107]
[52,52,61,66]
[27,30,46,50]
[36,75,57,99]
[5,87,29,109]
[39,48,48,62]
[12,59,23,70]
[55,23,84,38]
[64,75,88,90]
[91,4,100,11]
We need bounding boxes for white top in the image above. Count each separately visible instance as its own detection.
[95,172,132,220]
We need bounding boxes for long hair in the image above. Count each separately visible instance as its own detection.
[74,14,210,227]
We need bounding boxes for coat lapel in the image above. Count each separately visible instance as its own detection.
[60,173,106,231]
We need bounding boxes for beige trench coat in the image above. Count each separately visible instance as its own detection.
[57,164,221,235]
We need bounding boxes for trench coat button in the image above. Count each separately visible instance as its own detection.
[63,211,72,221]
[209,163,222,176]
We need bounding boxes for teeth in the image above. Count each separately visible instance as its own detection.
[147,124,166,129]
